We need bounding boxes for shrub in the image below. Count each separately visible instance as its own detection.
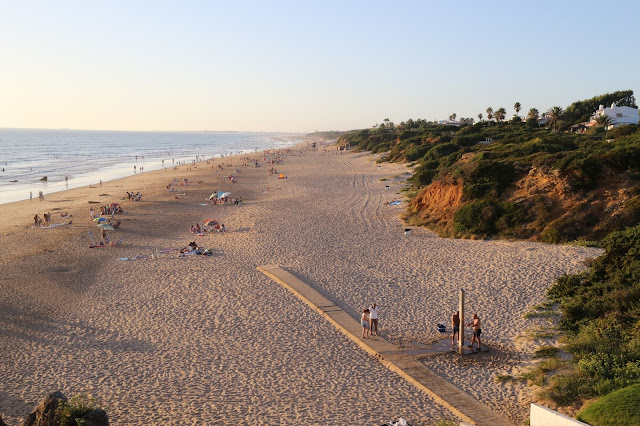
[543,224,640,406]
[422,142,460,163]
[410,166,436,186]
[56,395,101,426]
[461,160,514,198]
[454,199,498,235]
[405,144,431,162]
[607,125,637,140]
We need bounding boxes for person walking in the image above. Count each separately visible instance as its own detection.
[369,303,379,336]
[467,313,482,350]
[361,308,370,339]
[451,311,460,346]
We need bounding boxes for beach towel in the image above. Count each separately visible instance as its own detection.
[119,255,149,261]
[389,200,402,206]
[35,221,71,229]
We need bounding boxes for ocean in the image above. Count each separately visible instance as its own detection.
[0,128,301,205]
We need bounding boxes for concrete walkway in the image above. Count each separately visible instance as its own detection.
[257,264,514,426]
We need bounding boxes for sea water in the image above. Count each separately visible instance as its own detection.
[0,128,301,205]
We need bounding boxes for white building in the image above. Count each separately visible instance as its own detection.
[438,120,464,127]
[590,102,640,127]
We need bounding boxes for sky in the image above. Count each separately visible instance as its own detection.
[1,0,639,133]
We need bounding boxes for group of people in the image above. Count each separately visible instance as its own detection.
[126,192,142,201]
[190,223,225,233]
[360,303,379,338]
[357,304,483,351]
[450,311,482,350]
[206,195,242,205]
[179,241,214,256]
[33,212,50,227]
[100,204,123,215]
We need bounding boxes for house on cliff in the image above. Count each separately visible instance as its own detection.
[590,102,640,128]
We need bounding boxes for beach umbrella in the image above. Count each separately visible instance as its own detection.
[93,217,108,222]
[98,223,115,231]
[204,219,218,227]
[221,192,231,198]
[217,191,224,198]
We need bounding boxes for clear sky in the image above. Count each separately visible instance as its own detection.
[1,0,639,133]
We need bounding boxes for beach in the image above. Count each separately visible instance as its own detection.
[0,146,601,425]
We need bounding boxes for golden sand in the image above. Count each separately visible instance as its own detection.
[0,147,600,424]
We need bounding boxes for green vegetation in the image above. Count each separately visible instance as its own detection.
[56,394,102,426]
[337,90,640,242]
[521,357,565,387]
[495,374,516,383]
[306,130,347,140]
[433,421,458,426]
[576,383,640,425]
[539,225,640,407]
[533,346,560,358]
[336,92,640,419]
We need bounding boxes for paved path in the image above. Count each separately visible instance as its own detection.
[257,264,514,426]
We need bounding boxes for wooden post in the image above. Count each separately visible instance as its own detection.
[459,289,465,354]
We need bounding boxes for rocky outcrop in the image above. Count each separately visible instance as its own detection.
[20,392,108,426]
[20,391,66,426]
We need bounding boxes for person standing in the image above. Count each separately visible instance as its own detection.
[369,303,379,336]
[467,313,482,350]
[100,229,109,246]
[451,311,460,346]
[30,191,32,201]
[361,308,370,339]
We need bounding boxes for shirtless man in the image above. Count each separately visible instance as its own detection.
[451,311,460,346]
[467,313,482,350]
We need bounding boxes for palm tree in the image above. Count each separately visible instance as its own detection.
[478,113,483,122]
[546,106,564,131]
[495,107,507,122]
[486,107,493,124]
[527,108,539,120]
[514,102,521,116]
[594,114,613,127]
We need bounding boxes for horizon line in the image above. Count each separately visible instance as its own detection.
[0,126,318,134]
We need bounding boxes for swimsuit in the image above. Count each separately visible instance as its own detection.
[473,329,482,337]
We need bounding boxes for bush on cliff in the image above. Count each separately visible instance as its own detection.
[542,225,640,407]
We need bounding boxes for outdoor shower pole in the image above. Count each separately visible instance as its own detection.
[459,289,465,355]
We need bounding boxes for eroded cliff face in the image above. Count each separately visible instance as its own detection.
[409,177,463,231]
[407,161,638,241]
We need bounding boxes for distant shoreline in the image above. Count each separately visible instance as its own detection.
[0,129,303,205]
